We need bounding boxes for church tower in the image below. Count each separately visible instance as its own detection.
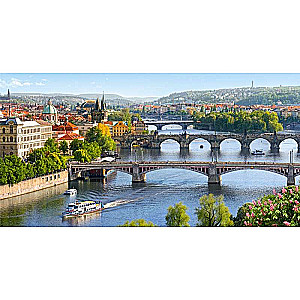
[92,92,108,123]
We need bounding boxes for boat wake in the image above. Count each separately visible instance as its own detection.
[104,197,144,209]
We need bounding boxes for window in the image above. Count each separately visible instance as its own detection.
[2,128,5,134]
[10,136,13,142]
[10,125,13,134]
[2,137,5,142]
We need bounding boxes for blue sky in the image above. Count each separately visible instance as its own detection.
[1,73,300,97]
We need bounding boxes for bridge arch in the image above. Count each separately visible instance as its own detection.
[159,138,181,150]
[249,138,271,150]
[188,137,211,150]
[219,138,242,151]
[278,138,299,152]
[218,167,288,177]
[139,166,209,177]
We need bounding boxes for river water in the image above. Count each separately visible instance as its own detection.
[1,127,300,227]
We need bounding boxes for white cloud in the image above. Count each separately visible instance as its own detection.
[0,78,48,88]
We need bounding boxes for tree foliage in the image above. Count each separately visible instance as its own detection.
[241,186,300,226]
[195,194,234,227]
[59,140,69,154]
[120,219,156,227]
[0,138,67,185]
[165,202,190,227]
[193,110,283,133]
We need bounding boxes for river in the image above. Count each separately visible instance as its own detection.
[0,127,299,227]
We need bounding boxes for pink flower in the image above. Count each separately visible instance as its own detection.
[251,212,255,217]
[296,186,299,192]
[249,205,252,210]
[244,221,248,226]
[270,205,274,211]
[246,212,250,218]
[293,206,298,212]
[264,201,267,206]
[278,193,282,199]
[290,189,293,194]
[272,224,278,227]
[283,221,291,226]
[252,200,256,206]
[290,200,293,203]
[295,200,299,204]
[282,188,287,194]
[257,200,261,206]
[268,199,273,204]
[273,189,276,195]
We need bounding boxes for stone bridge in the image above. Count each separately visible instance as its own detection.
[113,132,300,153]
[143,120,194,130]
[69,161,300,186]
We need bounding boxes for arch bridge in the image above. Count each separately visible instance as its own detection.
[69,160,300,186]
[144,120,194,131]
[114,132,300,153]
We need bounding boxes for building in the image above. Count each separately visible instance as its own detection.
[131,120,147,135]
[42,99,58,123]
[57,132,84,149]
[0,117,52,158]
[52,121,80,139]
[92,93,108,123]
[112,121,129,137]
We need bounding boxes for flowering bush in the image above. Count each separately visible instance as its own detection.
[242,186,300,227]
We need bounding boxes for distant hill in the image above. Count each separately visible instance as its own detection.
[156,86,300,106]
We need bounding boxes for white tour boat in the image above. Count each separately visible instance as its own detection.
[62,200,104,219]
[64,189,77,196]
[251,149,265,155]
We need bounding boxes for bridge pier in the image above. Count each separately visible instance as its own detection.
[180,141,189,150]
[132,165,146,183]
[270,142,280,153]
[156,124,163,131]
[208,163,221,186]
[287,165,295,186]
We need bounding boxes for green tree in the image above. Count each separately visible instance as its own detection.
[44,138,59,153]
[195,194,234,227]
[165,202,190,227]
[73,149,91,163]
[59,140,69,155]
[120,219,156,227]
[26,163,35,179]
[4,155,27,184]
[70,139,84,152]
[0,159,8,185]
[233,202,252,226]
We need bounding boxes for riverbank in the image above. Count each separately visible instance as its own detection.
[0,170,69,201]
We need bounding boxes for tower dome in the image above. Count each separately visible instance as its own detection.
[42,99,58,123]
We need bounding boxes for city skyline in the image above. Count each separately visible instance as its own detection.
[2,73,300,98]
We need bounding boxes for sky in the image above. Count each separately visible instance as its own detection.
[1,73,300,97]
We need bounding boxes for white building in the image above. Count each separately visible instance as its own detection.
[0,117,52,158]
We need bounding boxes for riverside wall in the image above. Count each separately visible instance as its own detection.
[0,170,69,200]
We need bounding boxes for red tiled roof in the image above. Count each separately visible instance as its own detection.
[58,132,84,141]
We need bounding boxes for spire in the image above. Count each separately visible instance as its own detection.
[7,89,10,100]
[95,97,100,111]
[101,91,106,111]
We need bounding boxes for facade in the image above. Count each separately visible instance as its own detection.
[76,122,97,137]
[131,120,147,135]
[112,121,129,137]
[42,99,58,123]
[0,117,52,158]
